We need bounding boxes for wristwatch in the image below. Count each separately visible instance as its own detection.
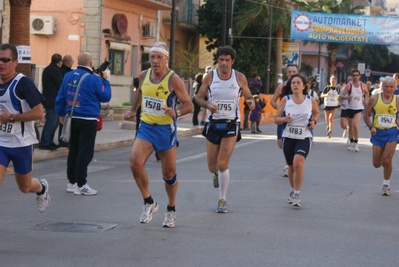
[8,114,15,123]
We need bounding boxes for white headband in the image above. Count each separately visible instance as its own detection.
[150,47,169,57]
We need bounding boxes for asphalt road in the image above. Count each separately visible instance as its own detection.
[1,116,399,267]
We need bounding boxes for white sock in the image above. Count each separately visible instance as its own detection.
[218,169,230,201]
[383,179,390,186]
[294,190,300,195]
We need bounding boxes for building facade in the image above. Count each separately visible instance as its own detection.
[29,0,199,105]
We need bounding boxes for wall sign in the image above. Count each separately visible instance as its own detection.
[112,14,128,34]
[16,45,31,64]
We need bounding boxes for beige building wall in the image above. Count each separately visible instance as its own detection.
[29,0,166,106]
[30,0,197,105]
[30,0,84,68]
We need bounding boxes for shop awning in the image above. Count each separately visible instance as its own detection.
[109,42,130,51]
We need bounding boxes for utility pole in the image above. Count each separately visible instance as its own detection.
[228,0,234,46]
[169,0,177,69]
[266,0,273,94]
[222,0,227,46]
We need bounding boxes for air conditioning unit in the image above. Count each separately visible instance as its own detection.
[30,15,55,35]
[142,23,155,38]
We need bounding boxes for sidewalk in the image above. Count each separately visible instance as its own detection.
[33,115,203,162]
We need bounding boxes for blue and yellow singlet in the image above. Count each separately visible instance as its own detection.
[140,69,177,125]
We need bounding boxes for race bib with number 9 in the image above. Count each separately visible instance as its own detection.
[214,100,235,116]
[377,114,395,128]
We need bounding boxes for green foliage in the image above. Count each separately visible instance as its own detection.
[175,38,202,79]
[382,53,399,73]
[197,0,276,85]
[300,62,314,77]
[350,44,391,70]
[122,102,132,106]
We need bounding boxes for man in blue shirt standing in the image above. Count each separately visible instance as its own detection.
[56,52,111,195]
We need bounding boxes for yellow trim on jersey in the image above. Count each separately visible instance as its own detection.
[372,94,397,129]
[141,69,175,125]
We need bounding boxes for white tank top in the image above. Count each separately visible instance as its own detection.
[349,83,364,110]
[282,95,313,139]
[208,69,241,121]
[0,74,38,147]
[324,86,339,107]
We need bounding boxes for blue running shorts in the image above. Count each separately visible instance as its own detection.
[202,121,241,145]
[0,145,33,175]
[136,121,179,152]
[371,128,398,148]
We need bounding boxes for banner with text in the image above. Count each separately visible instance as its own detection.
[290,10,399,45]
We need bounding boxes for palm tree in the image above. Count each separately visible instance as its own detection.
[235,0,291,90]
[292,0,364,76]
[10,0,33,76]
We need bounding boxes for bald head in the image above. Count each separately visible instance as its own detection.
[77,52,91,67]
[62,54,74,68]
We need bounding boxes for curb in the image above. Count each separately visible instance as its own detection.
[32,126,203,162]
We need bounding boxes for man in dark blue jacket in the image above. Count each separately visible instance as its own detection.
[39,53,63,150]
[55,52,111,195]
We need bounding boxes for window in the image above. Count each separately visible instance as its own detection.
[108,50,124,75]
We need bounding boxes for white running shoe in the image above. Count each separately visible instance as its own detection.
[67,183,76,193]
[287,191,294,204]
[140,202,159,223]
[292,193,301,207]
[348,142,354,151]
[36,179,50,213]
[74,184,98,196]
[354,143,359,152]
[162,211,176,228]
[382,185,391,196]
[283,166,289,177]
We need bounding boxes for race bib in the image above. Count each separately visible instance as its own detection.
[214,100,235,116]
[143,96,165,116]
[287,125,305,138]
[327,97,338,105]
[0,122,16,136]
[377,114,395,128]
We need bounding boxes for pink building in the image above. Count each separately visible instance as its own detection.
[30,0,199,105]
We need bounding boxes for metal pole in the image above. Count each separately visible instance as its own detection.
[169,0,176,69]
[222,0,227,46]
[266,0,273,94]
[228,0,234,46]
[317,42,321,90]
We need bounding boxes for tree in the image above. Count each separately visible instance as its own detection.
[198,0,277,91]
[234,0,291,91]
[381,53,399,74]
[10,0,32,76]
[350,44,390,72]
[175,39,201,79]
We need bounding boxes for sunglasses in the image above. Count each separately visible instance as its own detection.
[0,57,12,63]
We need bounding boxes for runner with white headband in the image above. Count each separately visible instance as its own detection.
[124,42,193,228]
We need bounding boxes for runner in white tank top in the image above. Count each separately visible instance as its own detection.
[274,74,320,208]
[195,46,255,213]
[339,70,369,152]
